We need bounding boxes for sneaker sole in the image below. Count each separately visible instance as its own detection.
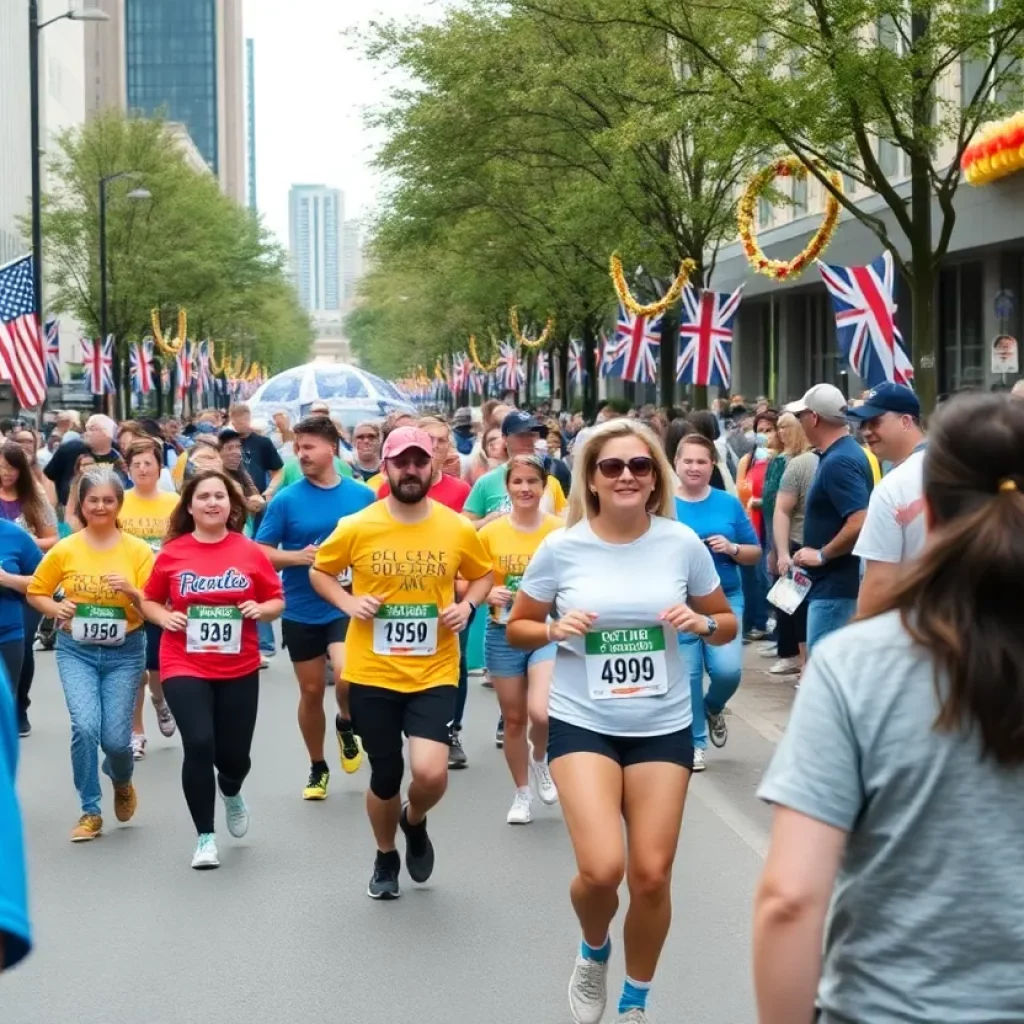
[192,860,220,870]
[506,817,532,825]
[302,791,328,801]
[366,884,401,900]
[70,832,102,842]
[448,758,468,770]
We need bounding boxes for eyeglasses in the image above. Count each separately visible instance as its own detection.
[595,456,655,479]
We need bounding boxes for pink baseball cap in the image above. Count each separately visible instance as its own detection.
[382,426,433,460]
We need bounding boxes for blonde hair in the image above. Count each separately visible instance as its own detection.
[568,419,675,527]
[777,411,812,457]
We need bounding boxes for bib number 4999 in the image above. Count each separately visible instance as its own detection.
[600,655,656,687]
[585,626,669,700]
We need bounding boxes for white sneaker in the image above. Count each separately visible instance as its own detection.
[692,747,707,772]
[153,699,176,738]
[220,790,250,838]
[617,1011,650,1024]
[769,656,801,675]
[506,790,533,824]
[531,757,559,805]
[758,641,778,658]
[131,733,147,760]
[568,954,609,1024]
[191,833,220,870]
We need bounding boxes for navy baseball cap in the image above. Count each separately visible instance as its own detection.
[501,410,543,436]
[848,382,920,420]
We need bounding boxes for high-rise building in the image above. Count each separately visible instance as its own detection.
[0,0,31,266]
[245,38,256,211]
[342,218,363,303]
[289,185,342,313]
[84,0,246,204]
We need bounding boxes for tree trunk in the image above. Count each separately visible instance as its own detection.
[583,318,598,420]
[659,309,677,412]
[910,263,937,410]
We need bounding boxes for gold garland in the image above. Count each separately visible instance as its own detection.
[509,307,555,350]
[151,307,187,356]
[469,334,499,372]
[610,255,696,317]
[737,157,843,280]
[434,358,449,384]
[208,341,228,375]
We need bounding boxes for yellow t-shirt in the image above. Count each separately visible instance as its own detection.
[364,472,384,495]
[119,490,180,552]
[478,514,564,623]
[28,531,154,631]
[314,499,493,692]
[862,446,882,485]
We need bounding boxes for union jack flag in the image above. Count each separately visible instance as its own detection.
[197,339,213,393]
[81,334,114,395]
[130,340,154,394]
[567,338,586,389]
[451,351,474,393]
[44,317,61,386]
[609,303,661,384]
[535,352,549,386]
[598,329,618,379]
[496,342,525,393]
[676,284,743,388]
[817,252,914,389]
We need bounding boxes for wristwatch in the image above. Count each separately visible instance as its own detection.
[704,616,718,636]
[818,549,828,565]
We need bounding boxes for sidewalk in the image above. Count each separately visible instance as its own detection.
[730,642,798,744]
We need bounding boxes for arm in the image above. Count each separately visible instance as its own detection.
[0,570,34,596]
[857,560,903,615]
[27,592,74,621]
[258,543,316,570]
[773,491,796,573]
[34,521,58,552]
[140,598,185,632]
[673,587,738,647]
[263,469,283,497]
[309,568,371,619]
[821,509,866,560]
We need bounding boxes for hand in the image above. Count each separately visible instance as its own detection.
[103,574,133,595]
[298,544,318,566]
[705,535,736,556]
[161,610,188,632]
[349,595,381,621]
[793,547,824,568]
[549,610,598,641]
[440,601,471,633]
[487,586,512,608]
[245,495,265,515]
[660,604,712,635]
[238,600,263,621]
[54,600,77,622]
[777,552,792,577]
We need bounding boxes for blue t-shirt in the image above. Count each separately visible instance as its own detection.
[255,476,375,624]
[0,662,30,969]
[803,434,873,601]
[674,490,758,596]
[0,521,42,644]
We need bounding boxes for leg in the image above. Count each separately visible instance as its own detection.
[329,641,350,717]
[163,678,218,833]
[454,616,470,730]
[257,618,276,656]
[679,636,708,750]
[703,591,745,716]
[492,675,529,788]
[0,640,24,703]
[212,673,260,797]
[806,598,857,652]
[525,648,554,756]
[16,604,41,719]
[56,640,103,815]
[349,684,406,853]
[293,657,328,764]
[97,638,146,787]
[405,734,450,823]
[131,673,147,740]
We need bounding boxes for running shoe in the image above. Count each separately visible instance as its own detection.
[447,727,468,770]
[506,791,533,824]
[769,656,801,675]
[530,757,558,805]
[367,850,401,900]
[335,721,363,774]
[692,747,707,772]
[744,628,769,642]
[568,954,609,1024]
[758,641,778,658]
[113,782,137,822]
[17,711,30,738]
[616,1010,650,1024]
[495,716,505,748]
[131,733,147,760]
[70,814,102,842]
[399,804,435,883]
[707,708,728,748]
[153,699,177,738]
[302,765,330,800]
[220,790,250,838]
[191,833,220,870]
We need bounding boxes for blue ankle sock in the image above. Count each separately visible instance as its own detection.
[580,936,611,963]
[618,976,651,1013]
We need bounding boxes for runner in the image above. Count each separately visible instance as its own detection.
[349,420,383,482]
[142,470,283,868]
[255,416,375,799]
[120,440,181,759]
[506,420,735,1024]
[27,468,153,842]
[310,426,493,900]
[479,454,562,822]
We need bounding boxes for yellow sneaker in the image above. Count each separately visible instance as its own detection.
[336,724,363,775]
[114,782,137,822]
[302,765,330,800]
[70,814,103,842]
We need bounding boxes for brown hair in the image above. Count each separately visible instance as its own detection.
[863,391,1024,765]
[504,454,549,486]
[675,433,717,462]
[0,442,49,536]
[126,437,163,468]
[166,469,247,540]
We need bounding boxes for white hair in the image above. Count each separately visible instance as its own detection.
[86,414,117,439]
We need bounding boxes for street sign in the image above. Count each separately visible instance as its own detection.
[995,289,1015,321]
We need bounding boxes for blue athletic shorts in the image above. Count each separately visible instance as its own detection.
[484,623,556,678]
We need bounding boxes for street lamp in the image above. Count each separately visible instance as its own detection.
[29,3,111,322]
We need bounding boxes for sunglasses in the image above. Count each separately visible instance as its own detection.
[596,456,655,479]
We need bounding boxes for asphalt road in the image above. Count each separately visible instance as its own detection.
[5,648,790,1024]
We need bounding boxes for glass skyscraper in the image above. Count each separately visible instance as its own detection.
[246,39,256,210]
[289,185,342,313]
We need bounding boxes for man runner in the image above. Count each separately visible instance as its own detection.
[256,416,376,799]
[311,426,493,899]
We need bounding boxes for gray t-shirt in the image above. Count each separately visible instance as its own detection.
[759,610,1024,1024]
[521,515,720,736]
[777,450,818,545]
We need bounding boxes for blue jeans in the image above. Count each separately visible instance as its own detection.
[741,561,768,633]
[679,591,744,750]
[257,619,276,655]
[806,598,857,651]
[56,629,146,815]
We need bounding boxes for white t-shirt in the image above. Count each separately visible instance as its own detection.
[854,448,926,564]
[521,515,720,736]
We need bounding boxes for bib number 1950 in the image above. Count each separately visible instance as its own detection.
[373,604,439,656]
[71,605,127,646]
[186,606,243,654]
[585,626,668,700]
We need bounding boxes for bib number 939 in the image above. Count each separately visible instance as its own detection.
[585,626,669,700]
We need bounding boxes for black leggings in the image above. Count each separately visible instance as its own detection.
[17,605,41,714]
[163,673,260,834]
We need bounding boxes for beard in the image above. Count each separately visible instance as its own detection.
[392,474,430,504]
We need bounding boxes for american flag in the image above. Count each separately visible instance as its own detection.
[44,317,62,386]
[567,338,586,389]
[130,339,154,394]
[609,302,661,384]
[81,334,114,395]
[817,252,914,389]
[0,255,47,408]
[676,284,743,388]
[496,342,525,393]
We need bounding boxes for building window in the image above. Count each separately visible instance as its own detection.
[939,261,985,392]
[808,292,844,388]
[792,175,807,216]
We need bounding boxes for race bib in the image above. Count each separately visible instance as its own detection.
[186,606,243,655]
[373,603,439,656]
[72,605,127,646]
[585,626,668,700]
[496,574,523,625]
[337,567,352,587]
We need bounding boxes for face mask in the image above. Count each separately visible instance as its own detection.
[754,432,768,446]
[753,446,769,462]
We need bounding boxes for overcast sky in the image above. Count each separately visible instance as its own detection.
[246,0,447,247]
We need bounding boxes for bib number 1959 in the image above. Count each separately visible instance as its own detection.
[585,626,669,700]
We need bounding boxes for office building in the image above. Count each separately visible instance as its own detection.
[246,38,257,211]
[289,185,342,313]
[342,218,363,303]
[84,0,246,204]
[0,0,31,266]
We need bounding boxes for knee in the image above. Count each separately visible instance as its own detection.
[578,858,625,894]
[412,763,448,797]
[182,728,216,765]
[298,676,325,702]
[368,750,404,801]
[70,715,100,747]
[502,704,528,735]
[627,857,673,901]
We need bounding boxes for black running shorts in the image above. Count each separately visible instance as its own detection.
[281,617,349,664]
[348,683,456,753]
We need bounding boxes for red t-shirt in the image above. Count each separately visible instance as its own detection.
[143,531,283,681]
[377,473,471,513]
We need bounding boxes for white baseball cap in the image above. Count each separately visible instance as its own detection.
[785,383,848,418]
